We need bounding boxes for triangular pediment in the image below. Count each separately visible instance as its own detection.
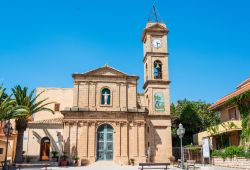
[82,65,128,77]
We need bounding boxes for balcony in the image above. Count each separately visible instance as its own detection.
[196,120,242,145]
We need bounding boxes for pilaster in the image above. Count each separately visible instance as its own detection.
[138,122,146,161]
[120,122,128,164]
[88,122,96,163]
[63,122,70,154]
[77,122,88,158]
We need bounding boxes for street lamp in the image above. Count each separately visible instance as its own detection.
[3,120,13,170]
[177,123,185,169]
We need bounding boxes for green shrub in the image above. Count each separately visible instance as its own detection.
[212,146,248,158]
[244,152,250,158]
[212,150,222,157]
[224,146,244,158]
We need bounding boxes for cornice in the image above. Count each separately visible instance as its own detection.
[143,80,171,89]
[143,52,169,63]
[73,74,139,80]
[61,108,148,114]
[142,27,169,42]
[147,114,171,119]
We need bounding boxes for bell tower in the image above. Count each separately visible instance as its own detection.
[143,4,172,163]
[142,5,170,116]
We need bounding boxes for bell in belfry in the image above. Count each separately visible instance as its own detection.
[155,63,161,69]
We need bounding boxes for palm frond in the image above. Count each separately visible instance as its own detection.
[11,86,54,121]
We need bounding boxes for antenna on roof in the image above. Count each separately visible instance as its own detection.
[148,2,163,23]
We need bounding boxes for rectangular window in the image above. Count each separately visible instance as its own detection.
[228,107,237,120]
[54,103,60,111]
[0,148,4,154]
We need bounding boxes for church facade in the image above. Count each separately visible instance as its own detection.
[24,20,172,165]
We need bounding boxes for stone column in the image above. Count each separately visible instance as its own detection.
[69,122,78,156]
[88,122,96,163]
[78,82,88,108]
[77,122,88,159]
[121,122,128,164]
[73,82,79,107]
[87,82,90,107]
[120,83,127,111]
[115,122,121,162]
[138,122,146,162]
[63,122,70,154]
[89,82,96,109]
[131,122,138,157]
[118,83,121,108]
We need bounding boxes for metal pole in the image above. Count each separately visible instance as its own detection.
[3,122,9,170]
[180,137,183,169]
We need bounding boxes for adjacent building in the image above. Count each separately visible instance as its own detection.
[0,120,17,163]
[196,77,250,149]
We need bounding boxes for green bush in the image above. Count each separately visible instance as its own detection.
[212,146,248,159]
[224,146,244,158]
[212,150,222,157]
[244,152,250,158]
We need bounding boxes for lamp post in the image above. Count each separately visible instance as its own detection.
[3,120,13,170]
[177,123,185,169]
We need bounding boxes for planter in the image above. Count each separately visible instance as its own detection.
[74,160,79,166]
[50,161,59,166]
[81,159,89,166]
[59,160,68,166]
[52,157,58,162]
[129,159,135,166]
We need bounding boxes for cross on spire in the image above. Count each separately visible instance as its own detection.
[148,4,163,23]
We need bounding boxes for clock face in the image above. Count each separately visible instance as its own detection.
[152,39,161,48]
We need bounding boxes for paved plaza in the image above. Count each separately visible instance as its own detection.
[21,166,240,170]
[20,162,240,170]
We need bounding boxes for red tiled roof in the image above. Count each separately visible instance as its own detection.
[209,77,250,110]
[237,77,250,89]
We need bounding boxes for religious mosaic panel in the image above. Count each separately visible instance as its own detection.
[154,92,165,112]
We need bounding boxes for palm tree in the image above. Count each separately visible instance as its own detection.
[0,87,28,165]
[0,85,8,103]
[12,85,54,163]
[0,86,28,121]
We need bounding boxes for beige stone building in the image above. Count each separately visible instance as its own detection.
[24,18,172,165]
[196,77,250,149]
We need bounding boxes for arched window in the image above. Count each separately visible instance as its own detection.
[145,63,148,80]
[154,60,162,79]
[101,88,111,105]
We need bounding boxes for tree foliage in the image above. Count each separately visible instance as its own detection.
[0,85,8,103]
[226,90,250,144]
[171,99,220,146]
[0,85,28,121]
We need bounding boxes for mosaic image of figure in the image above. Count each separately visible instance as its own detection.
[154,92,165,112]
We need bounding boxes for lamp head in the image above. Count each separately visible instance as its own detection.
[177,123,185,138]
[3,121,13,135]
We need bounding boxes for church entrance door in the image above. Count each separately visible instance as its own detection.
[40,137,50,161]
[97,124,113,160]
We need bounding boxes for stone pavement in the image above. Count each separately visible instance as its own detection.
[20,162,241,170]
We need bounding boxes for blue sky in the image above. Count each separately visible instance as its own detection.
[0,0,250,103]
